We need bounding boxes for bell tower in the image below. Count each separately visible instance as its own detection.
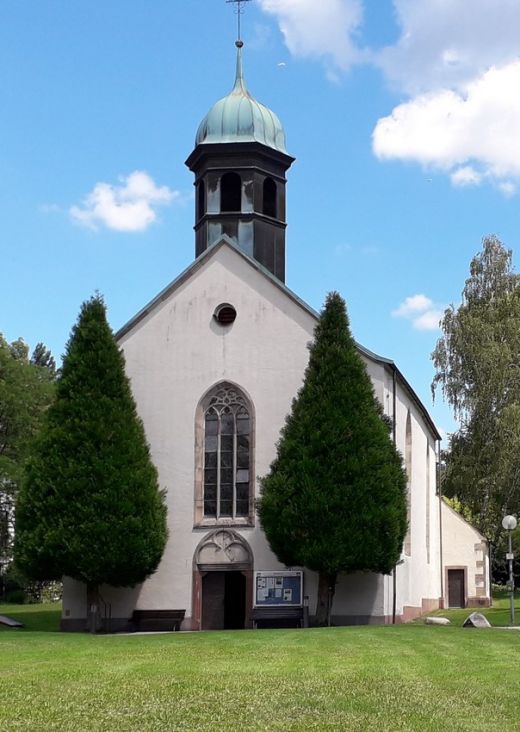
[185,41,294,282]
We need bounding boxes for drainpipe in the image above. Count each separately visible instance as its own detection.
[392,367,398,624]
[487,539,493,608]
[437,439,444,608]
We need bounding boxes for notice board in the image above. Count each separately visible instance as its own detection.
[254,570,303,607]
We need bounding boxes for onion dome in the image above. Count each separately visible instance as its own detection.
[195,42,287,153]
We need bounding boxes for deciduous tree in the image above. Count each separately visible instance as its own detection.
[432,235,520,542]
[0,335,55,572]
[258,292,407,625]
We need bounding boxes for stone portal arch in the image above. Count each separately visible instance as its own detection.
[192,529,253,630]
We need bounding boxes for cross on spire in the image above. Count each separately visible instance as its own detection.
[226,0,252,43]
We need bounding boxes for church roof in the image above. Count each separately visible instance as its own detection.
[116,236,441,442]
[194,43,287,154]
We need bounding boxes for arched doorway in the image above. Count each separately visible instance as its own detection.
[192,529,253,630]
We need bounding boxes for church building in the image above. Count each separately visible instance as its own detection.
[61,41,490,631]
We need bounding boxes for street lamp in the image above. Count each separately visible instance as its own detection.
[502,515,517,626]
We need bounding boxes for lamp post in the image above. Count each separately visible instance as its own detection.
[502,515,517,626]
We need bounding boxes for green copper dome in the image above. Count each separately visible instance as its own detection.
[195,43,287,153]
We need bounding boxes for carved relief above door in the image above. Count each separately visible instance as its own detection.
[195,528,252,570]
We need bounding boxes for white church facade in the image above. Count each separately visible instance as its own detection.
[61,43,490,631]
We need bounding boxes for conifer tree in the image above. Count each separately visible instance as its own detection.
[15,296,167,630]
[258,292,407,625]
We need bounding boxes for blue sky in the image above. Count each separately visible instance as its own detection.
[2,0,519,440]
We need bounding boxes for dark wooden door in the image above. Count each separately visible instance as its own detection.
[224,572,246,629]
[447,569,465,608]
[201,571,247,630]
[202,573,225,629]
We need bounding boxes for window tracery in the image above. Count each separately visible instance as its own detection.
[196,383,253,523]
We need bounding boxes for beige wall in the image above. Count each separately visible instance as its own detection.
[441,501,490,606]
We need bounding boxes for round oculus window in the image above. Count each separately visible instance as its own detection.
[214,303,237,325]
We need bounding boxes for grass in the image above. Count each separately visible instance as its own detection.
[423,588,520,627]
[1,603,520,731]
[0,601,61,632]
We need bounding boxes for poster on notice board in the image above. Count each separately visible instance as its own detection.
[254,570,303,607]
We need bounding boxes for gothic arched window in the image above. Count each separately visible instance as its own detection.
[196,383,253,523]
[220,172,242,212]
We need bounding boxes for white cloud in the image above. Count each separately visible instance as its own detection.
[258,0,364,72]
[39,203,62,214]
[377,0,520,95]
[392,294,443,331]
[257,0,520,89]
[70,171,178,232]
[373,61,520,191]
[392,294,433,318]
[412,309,444,332]
[451,166,482,188]
[335,242,379,256]
[372,2,520,192]
[498,181,517,198]
[256,1,520,192]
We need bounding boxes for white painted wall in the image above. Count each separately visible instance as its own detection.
[441,501,490,604]
[382,369,442,619]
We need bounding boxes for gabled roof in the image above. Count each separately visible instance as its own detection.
[115,235,315,339]
[441,498,488,542]
[116,236,441,441]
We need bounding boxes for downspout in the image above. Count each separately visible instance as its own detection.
[392,366,398,624]
[487,539,493,607]
[437,439,444,608]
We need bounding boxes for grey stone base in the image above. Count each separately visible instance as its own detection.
[467,596,491,608]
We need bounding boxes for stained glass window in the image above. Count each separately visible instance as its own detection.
[203,385,251,519]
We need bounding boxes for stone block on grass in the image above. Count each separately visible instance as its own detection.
[463,612,491,628]
[0,614,24,628]
[425,616,451,625]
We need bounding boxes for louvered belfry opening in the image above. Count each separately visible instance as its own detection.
[186,43,294,281]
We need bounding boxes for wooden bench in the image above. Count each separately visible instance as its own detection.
[252,607,304,629]
[132,609,185,632]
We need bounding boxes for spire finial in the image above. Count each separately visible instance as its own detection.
[233,36,246,92]
[226,0,252,43]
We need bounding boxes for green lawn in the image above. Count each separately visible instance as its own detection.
[423,588,520,627]
[1,603,520,731]
[0,601,61,632]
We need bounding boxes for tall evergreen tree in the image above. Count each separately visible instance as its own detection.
[15,296,167,630]
[258,292,407,625]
